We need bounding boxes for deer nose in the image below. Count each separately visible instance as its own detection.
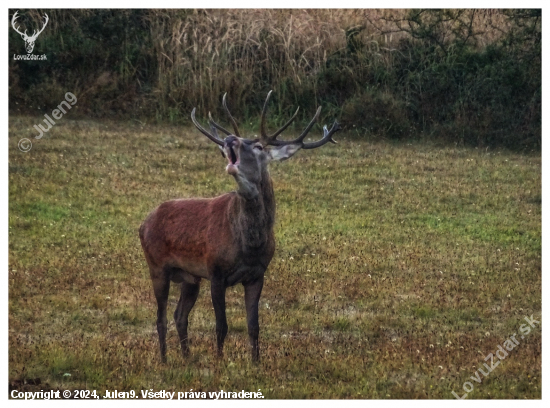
[224,136,240,147]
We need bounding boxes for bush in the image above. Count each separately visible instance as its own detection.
[9,9,540,150]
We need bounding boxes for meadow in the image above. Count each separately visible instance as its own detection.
[8,115,541,398]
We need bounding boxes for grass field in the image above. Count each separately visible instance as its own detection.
[8,115,541,399]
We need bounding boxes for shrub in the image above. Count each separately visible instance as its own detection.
[9,9,540,149]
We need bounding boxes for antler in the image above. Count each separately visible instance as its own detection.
[191,108,224,146]
[222,93,241,137]
[208,112,232,136]
[259,90,273,142]
[191,92,243,145]
[28,13,49,41]
[302,121,341,149]
[192,91,340,150]
[259,90,300,146]
[259,91,339,149]
[11,11,27,38]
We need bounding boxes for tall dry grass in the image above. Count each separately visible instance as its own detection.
[146,9,510,122]
[9,9,539,148]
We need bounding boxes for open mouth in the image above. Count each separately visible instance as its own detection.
[225,144,240,174]
[228,146,238,165]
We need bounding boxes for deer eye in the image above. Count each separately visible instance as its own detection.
[254,145,264,151]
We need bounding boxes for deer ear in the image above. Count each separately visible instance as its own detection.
[219,145,226,158]
[267,144,302,162]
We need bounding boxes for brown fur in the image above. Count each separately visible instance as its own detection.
[139,168,276,362]
[140,175,276,284]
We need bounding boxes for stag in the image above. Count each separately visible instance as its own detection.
[140,91,340,362]
[11,11,49,54]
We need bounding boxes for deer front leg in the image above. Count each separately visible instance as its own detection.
[244,275,264,362]
[174,281,201,357]
[152,277,170,363]
[210,279,228,357]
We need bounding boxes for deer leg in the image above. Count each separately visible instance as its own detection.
[210,280,228,357]
[152,277,170,363]
[174,281,200,357]
[244,275,264,362]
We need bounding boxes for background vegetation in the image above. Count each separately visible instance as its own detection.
[9,9,541,149]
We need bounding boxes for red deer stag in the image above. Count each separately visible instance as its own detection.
[140,91,340,362]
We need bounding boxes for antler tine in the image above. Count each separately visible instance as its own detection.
[208,120,222,140]
[301,121,341,149]
[260,90,273,142]
[293,106,322,144]
[267,106,300,142]
[208,112,232,136]
[191,108,224,146]
[259,90,300,146]
[267,106,322,146]
[222,93,241,137]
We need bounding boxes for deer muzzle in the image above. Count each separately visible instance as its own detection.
[224,137,240,175]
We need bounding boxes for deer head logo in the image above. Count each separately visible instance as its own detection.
[11,11,49,54]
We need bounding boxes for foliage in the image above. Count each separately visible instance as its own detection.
[9,9,540,149]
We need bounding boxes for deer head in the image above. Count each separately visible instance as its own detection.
[12,11,49,54]
[191,91,340,198]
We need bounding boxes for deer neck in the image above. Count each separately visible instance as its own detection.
[232,170,275,250]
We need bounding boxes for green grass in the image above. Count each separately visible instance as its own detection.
[8,115,541,398]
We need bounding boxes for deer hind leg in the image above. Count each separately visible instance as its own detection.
[210,280,228,357]
[174,280,201,357]
[244,275,264,362]
[152,276,170,363]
